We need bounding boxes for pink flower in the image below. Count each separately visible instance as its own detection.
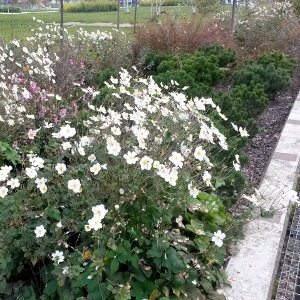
[28,129,36,140]
[60,108,66,118]
[69,59,74,66]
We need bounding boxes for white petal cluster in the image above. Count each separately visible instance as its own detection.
[85,204,108,231]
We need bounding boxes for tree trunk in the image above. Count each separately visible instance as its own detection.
[231,0,236,34]
[60,0,63,45]
[134,0,138,32]
[117,0,120,31]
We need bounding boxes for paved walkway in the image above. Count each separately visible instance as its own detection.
[0,11,58,14]
[224,95,300,299]
[63,22,134,28]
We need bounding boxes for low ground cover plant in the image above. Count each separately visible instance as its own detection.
[0,19,249,300]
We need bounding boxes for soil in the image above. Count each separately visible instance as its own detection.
[242,64,300,188]
[214,65,300,190]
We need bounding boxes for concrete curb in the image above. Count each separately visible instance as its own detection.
[223,95,300,300]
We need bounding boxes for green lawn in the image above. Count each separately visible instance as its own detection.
[0,6,197,42]
[0,4,234,42]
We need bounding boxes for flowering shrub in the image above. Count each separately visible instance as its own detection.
[234,2,300,57]
[132,18,213,58]
[0,19,250,300]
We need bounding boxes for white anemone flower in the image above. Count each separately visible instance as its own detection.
[203,171,212,186]
[78,146,85,156]
[176,215,185,228]
[88,216,103,230]
[35,177,47,188]
[123,151,139,165]
[140,156,153,171]
[194,146,206,161]
[55,163,66,175]
[52,250,65,264]
[34,225,46,238]
[233,162,241,171]
[59,125,76,138]
[92,204,108,219]
[0,186,8,198]
[212,230,226,247]
[25,167,37,179]
[39,184,47,194]
[61,142,72,150]
[7,178,20,189]
[68,179,82,193]
[90,163,101,175]
[169,152,184,168]
[239,127,249,137]
[88,154,96,162]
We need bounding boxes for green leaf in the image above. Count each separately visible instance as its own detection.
[216,246,226,265]
[131,253,139,269]
[207,291,226,300]
[215,179,225,189]
[0,277,7,293]
[147,245,162,258]
[110,258,119,275]
[149,289,161,300]
[195,238,207,251]
[200,278,213,293]
[43,280,58,296]
[0,270,5,280]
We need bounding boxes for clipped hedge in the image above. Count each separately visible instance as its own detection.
[0,5,21,13]
[64,1,117,12]
[140,0,183,6]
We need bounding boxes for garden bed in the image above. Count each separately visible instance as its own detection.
[242,63,300,188]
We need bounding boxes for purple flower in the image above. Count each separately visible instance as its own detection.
[30,81,39,93]
[69,59,74,66]
[80,62,84,69]
[59,108,66,118]
[39,106,47,118]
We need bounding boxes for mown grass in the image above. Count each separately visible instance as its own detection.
[0,4,232,42]
[0,6,187,41]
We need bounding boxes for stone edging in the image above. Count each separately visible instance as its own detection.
[223,93,300,300]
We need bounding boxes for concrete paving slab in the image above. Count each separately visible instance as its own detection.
[223,92,300,300]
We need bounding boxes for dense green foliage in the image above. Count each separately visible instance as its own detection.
[0,6,21,13]
[214,82,269,136]
[233,52,296,98]
[144,46,236,98]
[64,1,117,13]
[292,0,300,15]
[140,0,183,6]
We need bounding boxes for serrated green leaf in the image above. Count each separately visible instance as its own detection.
[200,278,213,293]
[110,258,119,275]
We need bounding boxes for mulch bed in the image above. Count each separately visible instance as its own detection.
[242,65,300,188]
